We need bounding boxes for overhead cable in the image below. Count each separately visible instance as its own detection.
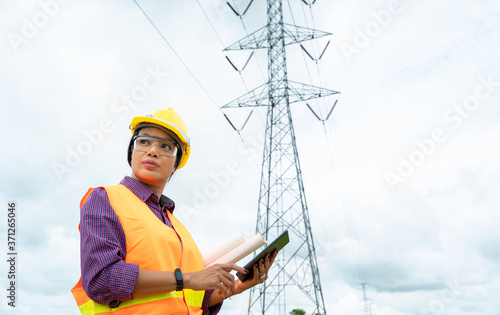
[132,0,221,112]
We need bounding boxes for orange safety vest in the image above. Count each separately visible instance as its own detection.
[71,185,205,315]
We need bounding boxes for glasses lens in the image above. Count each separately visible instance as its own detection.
[134,135,178,157]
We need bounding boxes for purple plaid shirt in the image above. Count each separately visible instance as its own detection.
[79,176,222,314]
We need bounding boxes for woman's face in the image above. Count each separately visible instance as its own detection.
[130,127,178,192]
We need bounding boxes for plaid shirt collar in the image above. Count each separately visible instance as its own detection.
[120,176,175,213]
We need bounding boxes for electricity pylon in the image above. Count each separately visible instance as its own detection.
[362,283,373,315]
[222,1,338,314]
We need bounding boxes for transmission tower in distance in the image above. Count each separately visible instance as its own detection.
[222,0,339,314]
[361,283,373,315]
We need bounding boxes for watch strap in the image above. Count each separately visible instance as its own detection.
[174,268,183,291]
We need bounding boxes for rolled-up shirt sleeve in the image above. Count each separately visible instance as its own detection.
[202,289,222,315]
[80,188,139,305]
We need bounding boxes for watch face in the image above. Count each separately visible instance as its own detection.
[175,269,182,280]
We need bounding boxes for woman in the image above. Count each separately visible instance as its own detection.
[71,108,277,314]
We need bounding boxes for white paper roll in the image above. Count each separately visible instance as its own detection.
[206,233,267,267]
[203,232,247,267]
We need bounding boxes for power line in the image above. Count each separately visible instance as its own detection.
[193,0,267,127]
[296,0,367,287]
[132,0,220,111]
[326,118,367,283]
[194,0,226,48]
[132,0,267,171]
[222,0,336,313]
[227,0,267,82]
[298,1,334,118]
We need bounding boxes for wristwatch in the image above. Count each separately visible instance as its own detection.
[174,268,183,291]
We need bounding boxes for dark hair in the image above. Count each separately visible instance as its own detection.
[127,127,182,168]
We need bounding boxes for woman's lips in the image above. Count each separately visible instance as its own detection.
[142,159,159,169]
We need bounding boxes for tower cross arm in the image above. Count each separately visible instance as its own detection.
[221,81,339,108]
[282,24,332,46]
[224,26,268,51]
[221,83,270,108]
[288,81,339,104]
[223,24,332,51]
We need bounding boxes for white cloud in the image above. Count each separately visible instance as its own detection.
[1,0,499,314]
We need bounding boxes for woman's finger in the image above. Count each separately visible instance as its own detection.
[270,250,278,265]
[256,259,266,282]
[253,262,261,281]
[264,254,271,269]
[229,277,236,298]
[215,277,230,298]
[218,263,248,275]
[218,273,232,288]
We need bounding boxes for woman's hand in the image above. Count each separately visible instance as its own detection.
[230,250,278,297]
[184,263,248,298]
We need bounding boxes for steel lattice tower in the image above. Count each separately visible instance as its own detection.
[362,283,373,315]
[222,0,338,314]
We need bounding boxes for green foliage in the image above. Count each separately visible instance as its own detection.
[290,309,306,315]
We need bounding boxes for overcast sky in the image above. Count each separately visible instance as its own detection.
[1,0,499,314]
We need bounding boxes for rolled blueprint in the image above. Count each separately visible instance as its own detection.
[203,232,247,267]
[206,233,267,267]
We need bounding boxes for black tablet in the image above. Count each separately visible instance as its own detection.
[236,230,289,282]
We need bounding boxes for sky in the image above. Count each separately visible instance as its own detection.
[1,0,499,314]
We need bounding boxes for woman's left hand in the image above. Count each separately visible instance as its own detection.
[229,250,278,297]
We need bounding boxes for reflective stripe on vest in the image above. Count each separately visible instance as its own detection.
[71,185,205,315]
[76,290,204,315]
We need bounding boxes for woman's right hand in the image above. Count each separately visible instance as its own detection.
[184,263,248,298]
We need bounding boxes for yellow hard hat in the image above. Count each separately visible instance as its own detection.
[130,108,191,169]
